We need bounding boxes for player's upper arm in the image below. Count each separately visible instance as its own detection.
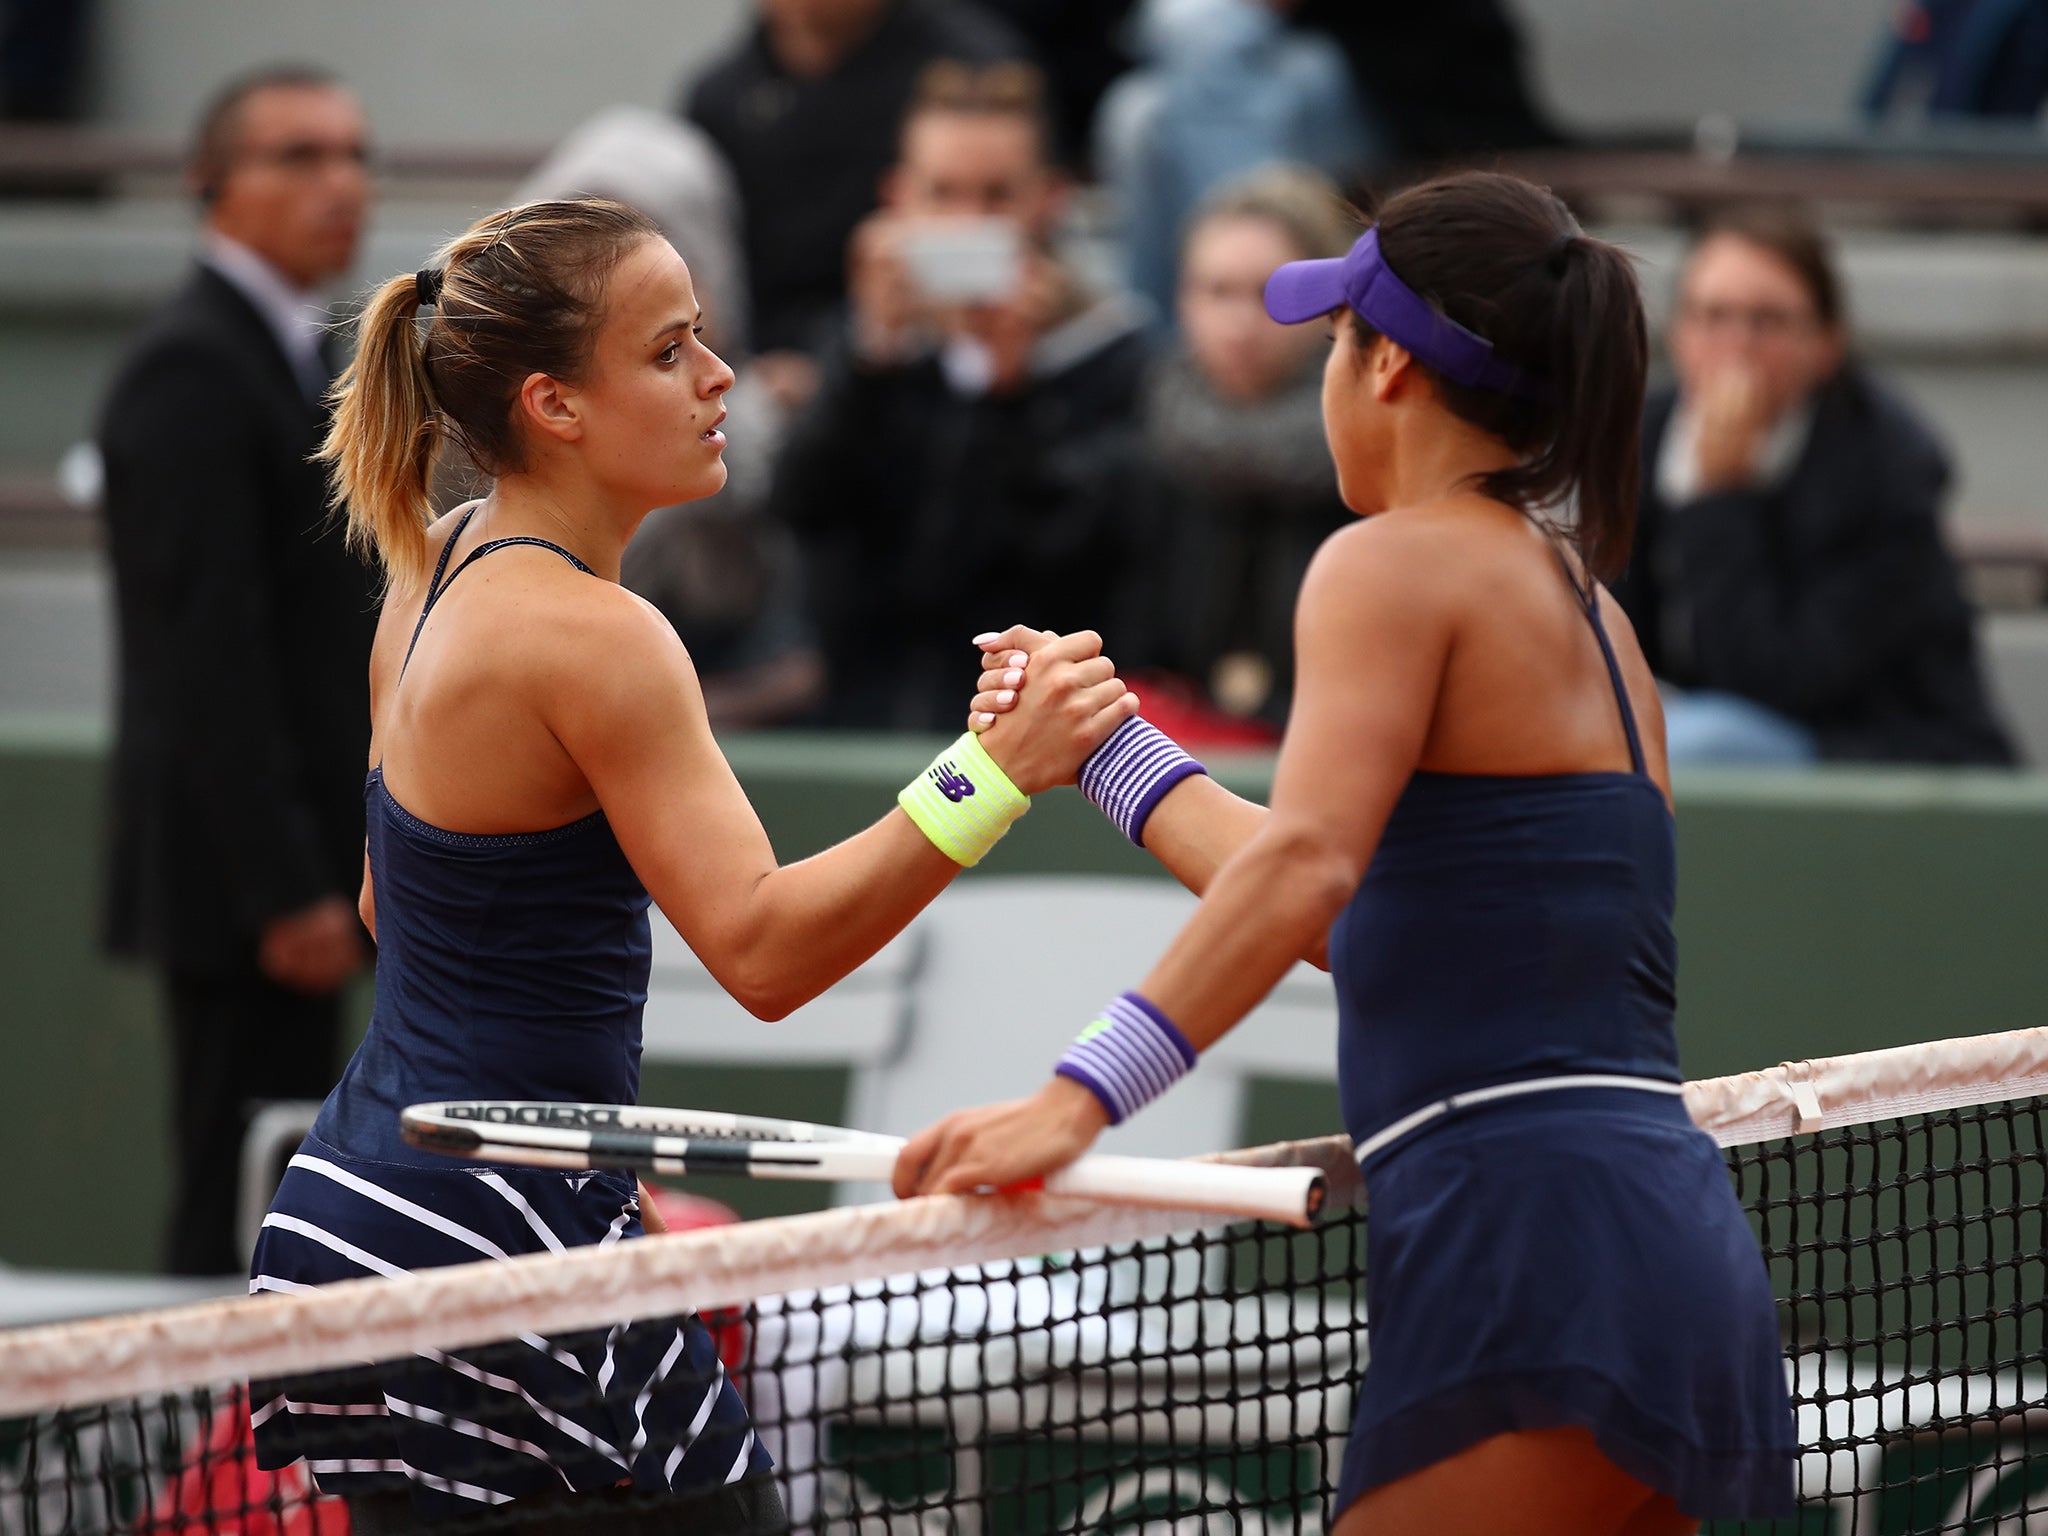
[538,590,781,971]
[1265,518,1458,883]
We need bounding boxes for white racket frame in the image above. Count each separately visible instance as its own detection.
[401,1100,1325,1228]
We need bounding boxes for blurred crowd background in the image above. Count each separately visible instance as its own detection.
[7,0,2048,756]
[5,0,2048,1280]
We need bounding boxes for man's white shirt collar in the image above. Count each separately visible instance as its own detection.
[202,231,331,383]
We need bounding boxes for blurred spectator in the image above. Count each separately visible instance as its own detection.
[681,0,1031,409]
[1613,207,2016,767]
[1862,0,2048,122]
[1290,0,1558,163]
[517,106,751,357]
[773,61,1148,730]
[1129,166,1354,741]
[0,0,92,120]
[978,0,1138,167]
[1096,0,1371,320]
[516,110,823,727]
[98,67,377,1274]
[620,373,824,729]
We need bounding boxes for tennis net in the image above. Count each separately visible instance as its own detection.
[4,1028,2047,1535]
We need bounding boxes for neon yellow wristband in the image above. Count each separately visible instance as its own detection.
[897,731,1030,867]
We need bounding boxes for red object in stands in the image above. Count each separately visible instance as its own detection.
[138,1387,348,1536]
[644,1184,750,1373]
[1129,673,1282,751]
[644,1186,742,1234]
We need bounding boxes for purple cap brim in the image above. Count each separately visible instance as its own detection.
[1263,229,1545,400]
[1263,256,1349,326]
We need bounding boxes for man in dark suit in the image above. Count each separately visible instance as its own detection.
[99,67,378,1274]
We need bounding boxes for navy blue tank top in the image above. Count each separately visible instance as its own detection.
[313,507,653,1166]
[1330,558,1680,1154]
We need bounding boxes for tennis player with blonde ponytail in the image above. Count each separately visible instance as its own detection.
[247,198,1135,1533]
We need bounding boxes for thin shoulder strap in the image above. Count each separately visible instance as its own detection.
[399,502,483,677]
[398,513,594,680]
[1550,545,1647,777]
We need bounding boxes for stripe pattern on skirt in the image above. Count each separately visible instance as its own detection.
[248,1137,769,1523]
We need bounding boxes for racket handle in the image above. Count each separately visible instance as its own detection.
[728,1145,1323,1226]
[1047,1154,1325,1228]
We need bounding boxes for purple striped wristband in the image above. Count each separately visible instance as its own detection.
[1078,717,1207,847]
[1055,991,1198,1125]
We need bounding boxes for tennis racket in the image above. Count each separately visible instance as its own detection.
[400,1100,1326,1228]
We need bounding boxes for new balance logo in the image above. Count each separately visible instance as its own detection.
[930,761,976,803]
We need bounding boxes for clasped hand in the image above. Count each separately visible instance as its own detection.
[965,624,1137,795]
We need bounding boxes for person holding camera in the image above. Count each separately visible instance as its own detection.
[682,0,1031,412]
[772,61,1149,730]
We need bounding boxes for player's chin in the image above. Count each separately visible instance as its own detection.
[669,458,727,503]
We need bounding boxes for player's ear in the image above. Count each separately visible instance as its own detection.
[518,371,582,444]
[1371,337,1415,403]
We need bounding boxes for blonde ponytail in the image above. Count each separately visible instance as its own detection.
[319,271,444,591]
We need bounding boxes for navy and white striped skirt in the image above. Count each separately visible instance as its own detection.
[248,1135,775,1527]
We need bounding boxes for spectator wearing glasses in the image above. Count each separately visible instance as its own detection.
[98,66,378,1274]
[1127,165,1355,741]
[1614,207,2015,767]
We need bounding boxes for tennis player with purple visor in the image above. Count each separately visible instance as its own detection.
[1267,206,1794,1532]
[897,173,1795,1535]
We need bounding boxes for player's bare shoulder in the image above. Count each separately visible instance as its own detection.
[1302,496,1491,609]
[520,567,707,747]
[529,565,684,677]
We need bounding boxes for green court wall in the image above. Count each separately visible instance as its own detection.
[3,720,2045,1271]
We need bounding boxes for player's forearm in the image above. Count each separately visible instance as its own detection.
[713,811,958,1020]
[1136,776,1331,970]
[1137,820,1361,1052]
[1135,775,1267,895]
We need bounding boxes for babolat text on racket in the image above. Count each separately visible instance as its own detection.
[400,1100,1326,1227]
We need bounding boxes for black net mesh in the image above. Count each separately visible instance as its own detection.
[5,1098,2046,1535]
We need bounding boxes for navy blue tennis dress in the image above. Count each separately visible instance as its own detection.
[1328,559,1795,1519]
[248,508,777,1528]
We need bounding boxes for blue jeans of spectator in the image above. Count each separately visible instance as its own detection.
[1097,0,1378,321]
[1661,689,1820,766]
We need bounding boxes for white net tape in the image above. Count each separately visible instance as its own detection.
[3,1025,2043,1418]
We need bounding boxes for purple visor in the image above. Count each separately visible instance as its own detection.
[1264,228,1544,400]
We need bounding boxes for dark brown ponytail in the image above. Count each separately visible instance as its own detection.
[1362,171,1649,580]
